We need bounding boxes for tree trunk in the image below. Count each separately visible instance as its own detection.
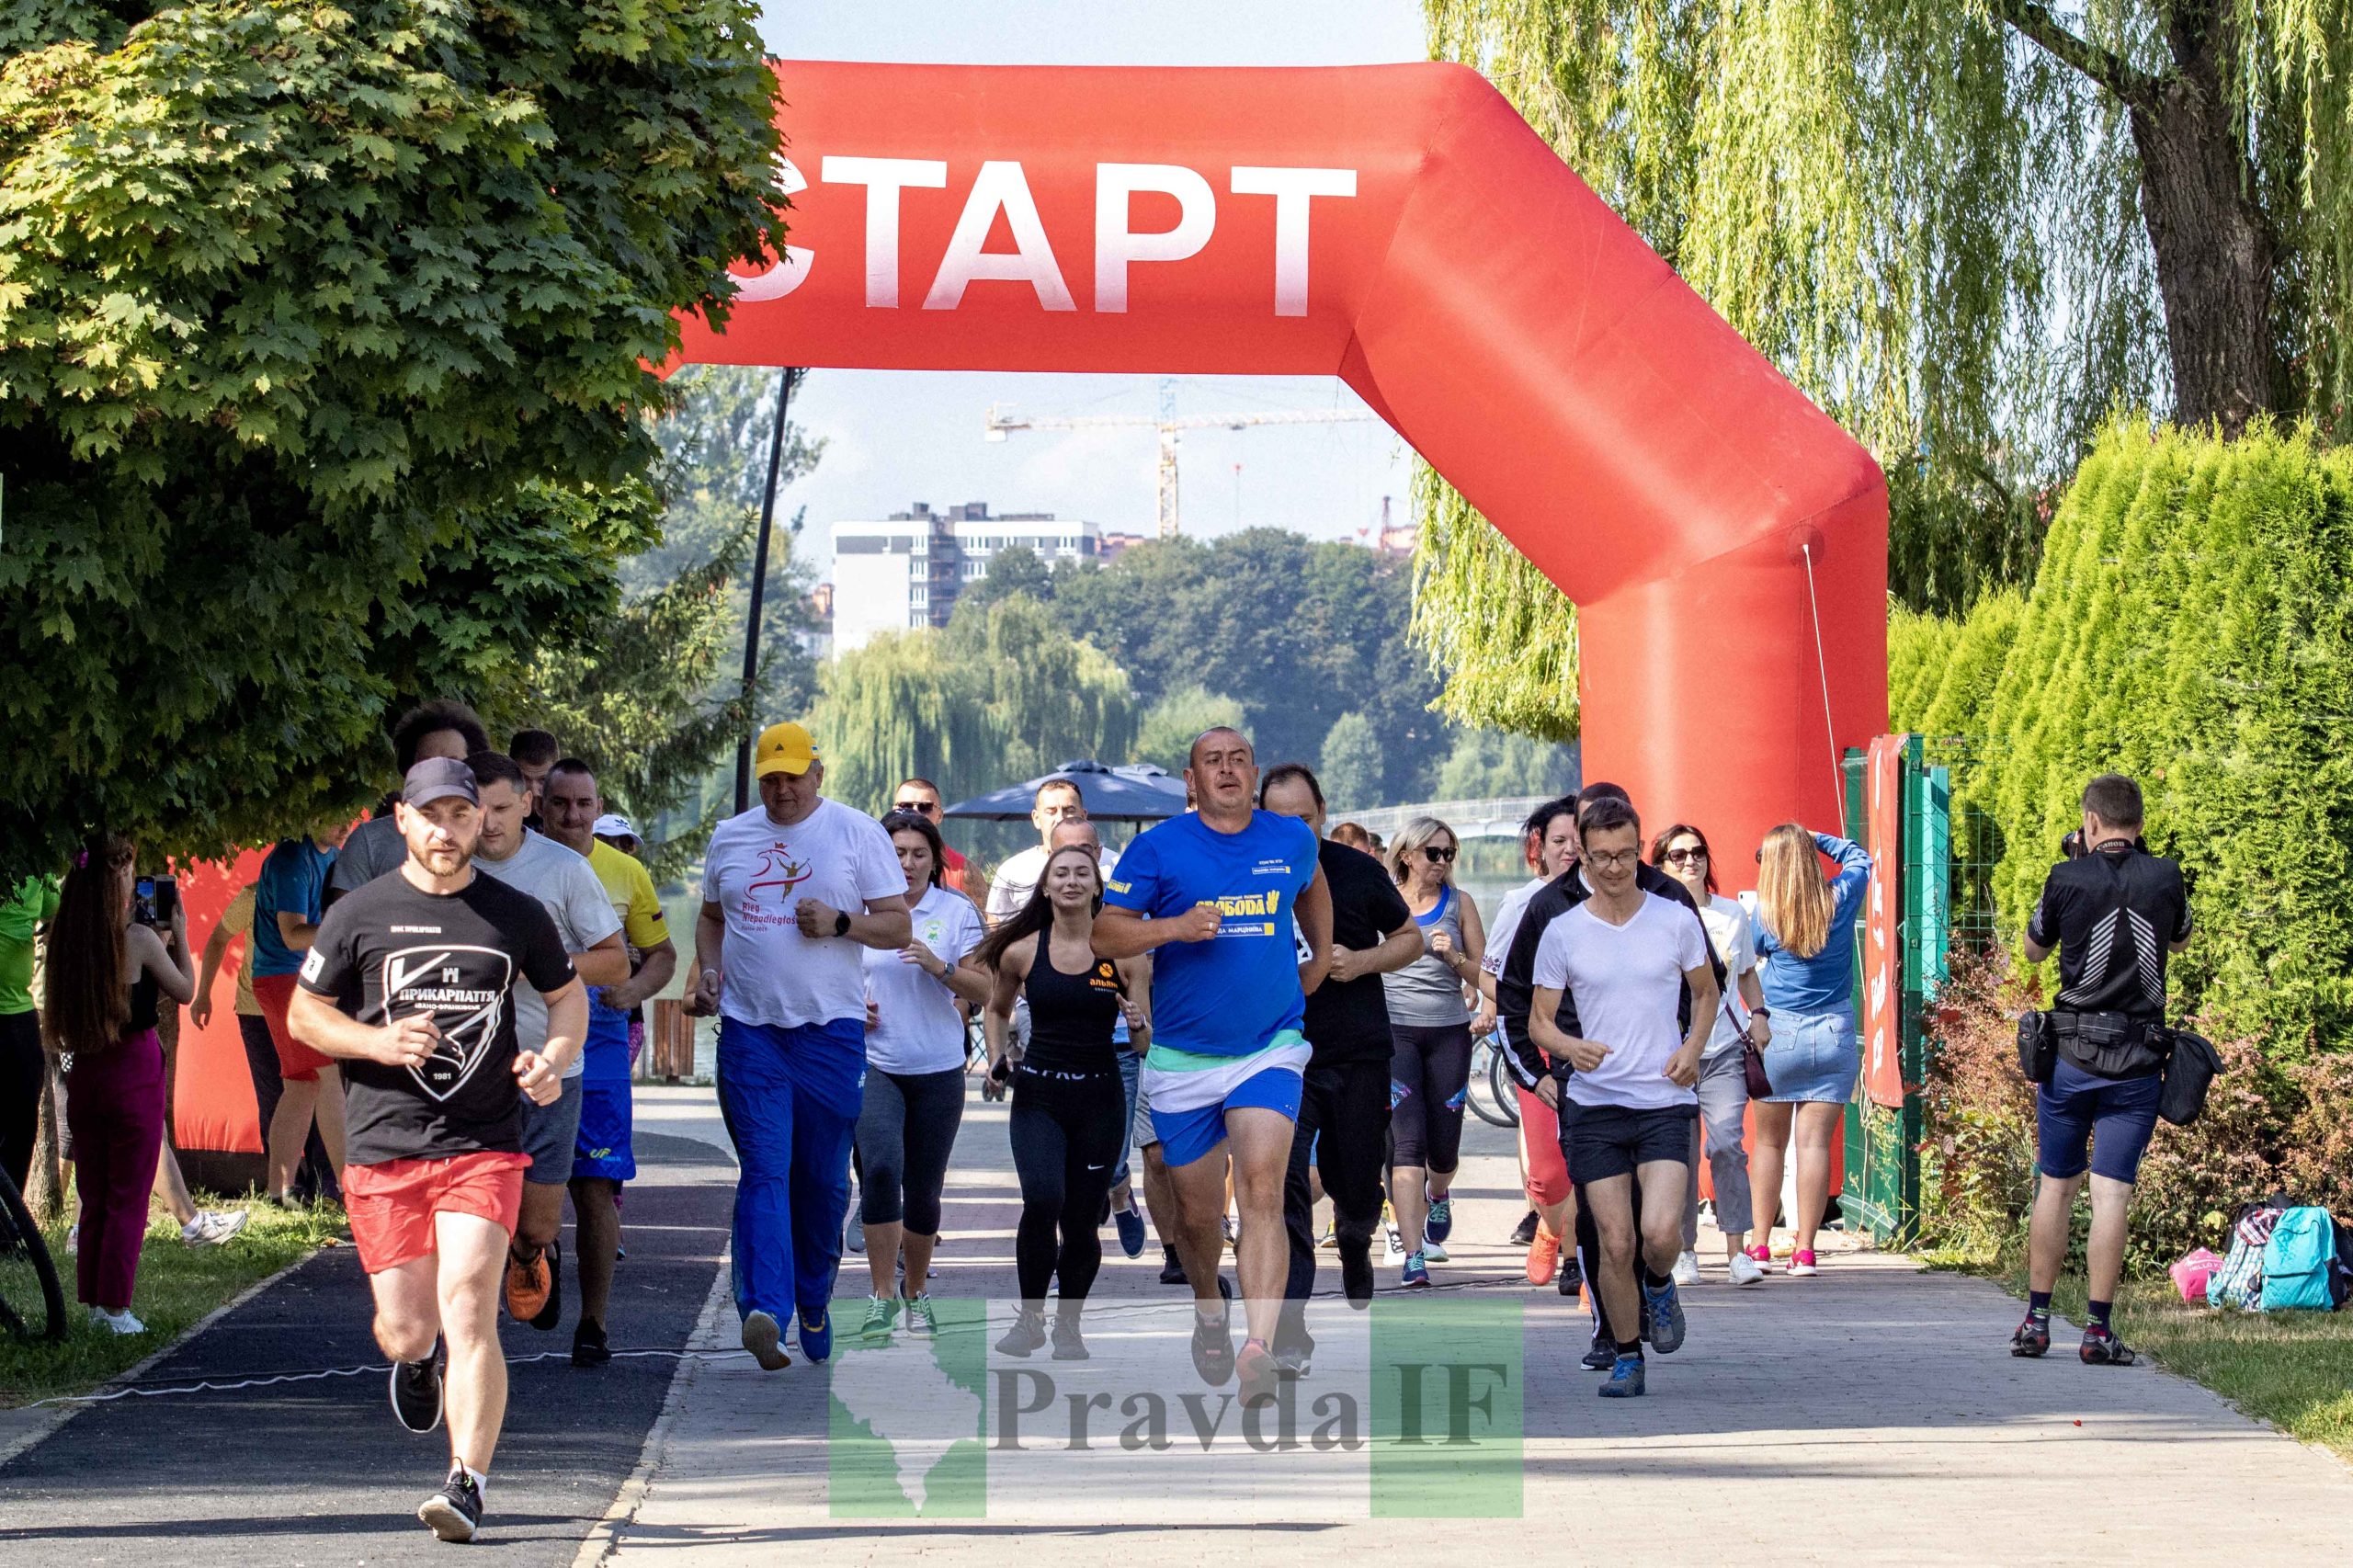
[27,1051,63,1225]
[2128,7,2276,435]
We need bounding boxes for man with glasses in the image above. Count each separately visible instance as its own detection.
[891,778,969,895]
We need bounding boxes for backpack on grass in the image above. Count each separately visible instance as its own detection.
[2258,1207,2348,1312]
[2209,1199,2284,1311]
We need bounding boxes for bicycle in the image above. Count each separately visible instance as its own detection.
[1465,1028,1521,1129]
[0,1167,67,1343]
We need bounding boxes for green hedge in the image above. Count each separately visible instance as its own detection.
[1896,419,2353,1058]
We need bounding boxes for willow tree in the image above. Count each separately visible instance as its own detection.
[1414,0,2353,736]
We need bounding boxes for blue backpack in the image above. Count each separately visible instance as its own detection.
[2257,1207,2347,1312]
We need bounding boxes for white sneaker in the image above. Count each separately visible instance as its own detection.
[64,1222,77,1256]
[1421,1239,1450,1263]
[1384,1221,1405,1260]
[1727,1252,1767,1287]
[1672,1250,1701,1287]
[89,1306,147,1335]
[182,1209,250,1246]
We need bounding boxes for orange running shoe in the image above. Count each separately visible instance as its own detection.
[1525,1225,1562,1286]
[505,1245,552,1324]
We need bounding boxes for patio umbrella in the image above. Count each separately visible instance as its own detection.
[941,759,1188,823]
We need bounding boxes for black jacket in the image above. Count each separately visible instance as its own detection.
[1496,862,1726,1089]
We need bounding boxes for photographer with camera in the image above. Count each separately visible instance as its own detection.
[2013,773,2192,1366]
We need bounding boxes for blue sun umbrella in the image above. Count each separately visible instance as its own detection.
[941,759,1188,823]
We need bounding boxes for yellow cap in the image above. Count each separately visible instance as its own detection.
[755,722,820,778]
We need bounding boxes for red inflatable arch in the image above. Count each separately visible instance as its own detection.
[675,61,1888,861]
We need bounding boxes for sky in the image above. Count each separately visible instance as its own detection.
[753,2,1432,579]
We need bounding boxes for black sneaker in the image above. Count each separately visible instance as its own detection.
[390,1348,443,1434]
[1581,1336,1619,1372]
[418,1466,483,1542]
[530,1237,564,1331]
[1159,1248,1188,1287]
[572,1319,611,1369]
[2079,1325,2136,1366]
[2010,1314,2051,1358]
[1273,1340,1313,1379]
[1190,1306,1234,1386]
[1509,1210,1540,1247]
[1338,1241,1374,1307]
[1558,1256,1584,1297]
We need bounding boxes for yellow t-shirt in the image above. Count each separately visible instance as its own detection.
[219,883,262,1017]
[588,840,668,954]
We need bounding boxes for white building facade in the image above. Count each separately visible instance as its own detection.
[829,503,1102,653]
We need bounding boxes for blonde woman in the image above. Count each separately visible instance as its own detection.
[1381,817,1490,1287]
[1745,825,1871,1277]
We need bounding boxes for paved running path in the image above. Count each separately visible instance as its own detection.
[593,1084,2353,1567]
[0,1129,733,1567]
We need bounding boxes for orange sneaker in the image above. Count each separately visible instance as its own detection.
[1525,1225,1562,1286]
[505,1245,552,1324]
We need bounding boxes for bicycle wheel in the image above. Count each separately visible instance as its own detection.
[1466,1038,1518,1129]
[0,1170,67,1343]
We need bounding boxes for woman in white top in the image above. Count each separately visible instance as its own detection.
[854,811,990,1342]
[1650,824,1769,1287]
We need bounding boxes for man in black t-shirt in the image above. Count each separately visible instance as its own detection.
[2014,772,2193,1367]
[289,757,585,1544]
[1260,765,1425,1368]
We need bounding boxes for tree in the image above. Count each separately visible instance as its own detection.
[0,1,784,870]
[1136,686,1249,774]
[1411,0,2353,733]
[1318,712,1384,812]
[959,545,1056,615]
[1434,729,1581,801]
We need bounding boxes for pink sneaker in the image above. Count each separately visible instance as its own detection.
[1787,1249,1819,1277]
[1744,1244,1774,1273]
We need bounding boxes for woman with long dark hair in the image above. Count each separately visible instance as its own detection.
[42,836,196,1333]
[855,810,988,1343]
[1747,823,1872,1277]
[977,844,1149,1360]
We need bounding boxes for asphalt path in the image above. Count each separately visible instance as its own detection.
[0,1129,733,1564]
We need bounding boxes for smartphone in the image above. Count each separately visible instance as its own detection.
[133,878,159,926]
[154,877,179,925]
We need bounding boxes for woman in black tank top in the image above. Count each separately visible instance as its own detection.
[977,844,1150,1359]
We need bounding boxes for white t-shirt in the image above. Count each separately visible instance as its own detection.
[1481,874,1552,980]
[1698,892,1757,1058]
[472,830,622,1077]
[703,800,905,1030]
[984,843,1119,922]
[862,884,984,1074]
[1531,891,1710,1110]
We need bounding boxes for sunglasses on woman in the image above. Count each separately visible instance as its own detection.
[1664,846,1707,866]
[1421,846,1457,863]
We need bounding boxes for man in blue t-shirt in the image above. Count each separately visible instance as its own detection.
[1096,727,1332,1406]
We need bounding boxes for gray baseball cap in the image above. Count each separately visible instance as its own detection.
[402,756,480,810]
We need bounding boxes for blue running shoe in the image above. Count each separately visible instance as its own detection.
[1597,1354,1646,1397]
[1114,1203,1147,1259]
[1644,1278,1686,1355]
[1424,1191,1453,1244]
[798,1307,833,1364]
[1402,1251,1431,1289]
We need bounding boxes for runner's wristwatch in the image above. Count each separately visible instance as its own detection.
[834,910,852,937]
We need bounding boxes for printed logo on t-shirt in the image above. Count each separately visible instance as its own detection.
[737,841,814,931]
[380,945,514,1102]
[1199,888,1283,937]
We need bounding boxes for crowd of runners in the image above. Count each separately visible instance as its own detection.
[3,691,2199,1544]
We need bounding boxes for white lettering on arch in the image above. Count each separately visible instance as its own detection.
[923,161,1075,312]
[1094,163,1216,313]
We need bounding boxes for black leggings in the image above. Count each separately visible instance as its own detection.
[1283,1058,1391,1305]
[1388,1022,1474,1173]
[855,1066,965,1234]
[1007,1065,1124,1304]
[1,1010,44,1195]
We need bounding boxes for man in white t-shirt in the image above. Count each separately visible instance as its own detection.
[688,722,912,1371]
[983,777,1111,922]
[1529,795,1718,1399]
[467,753,630,1335]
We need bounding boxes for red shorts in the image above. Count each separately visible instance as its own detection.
[343,1151,530,1274]
[253,972,334,1084]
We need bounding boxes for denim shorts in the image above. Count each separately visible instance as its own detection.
[1758,1009,1859,1104]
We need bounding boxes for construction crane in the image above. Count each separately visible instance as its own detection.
[983,378,1375,538]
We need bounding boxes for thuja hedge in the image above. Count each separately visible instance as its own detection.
[1893,418,2353,1059]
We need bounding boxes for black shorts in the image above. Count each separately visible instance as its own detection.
[1563,1101,1697,1187]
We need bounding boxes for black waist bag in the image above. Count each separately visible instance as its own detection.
[2055,1012,2167,1079]
[2016,1010,2055,1085]
[2157,1027,2222,1126]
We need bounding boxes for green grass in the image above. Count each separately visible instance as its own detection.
[0,1198,343,1409]
[1938,1244,2353,1463]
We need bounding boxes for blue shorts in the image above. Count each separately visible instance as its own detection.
[1149,1062,1305,1168]
[2037,1058,2162,1184]
[574,1076,636,1183]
